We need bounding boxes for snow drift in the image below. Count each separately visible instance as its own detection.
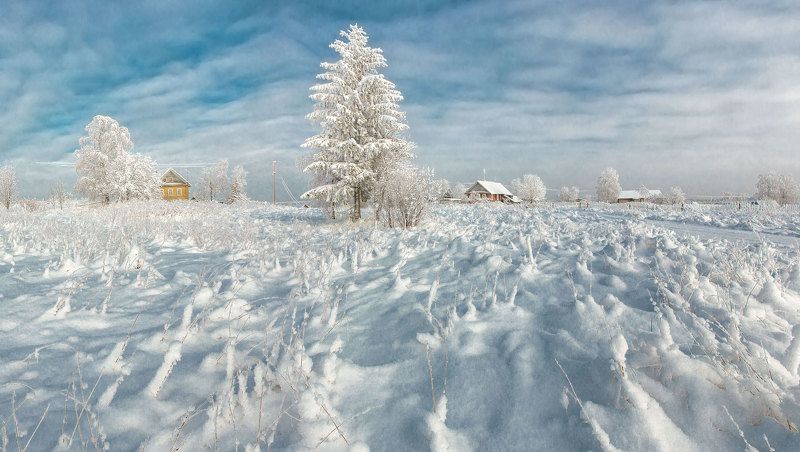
[1,202,799,450]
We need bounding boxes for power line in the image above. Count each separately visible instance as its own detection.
[33,162,215,168]
[33,161,75,167]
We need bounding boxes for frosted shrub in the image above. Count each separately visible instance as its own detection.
[198,159,229,201]
[668,186,686,205]
[49,181,70,209]
[756,172,799,205]
[380,165,439,228]
[18,199,41,212]
[596,167,621,203]
[559,186,579,202]
[511,174,547,203]
[227,165,249,203]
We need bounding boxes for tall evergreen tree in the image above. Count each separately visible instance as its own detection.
[302,24,414,220]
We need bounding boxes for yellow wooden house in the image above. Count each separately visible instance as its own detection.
[161,168,190,200]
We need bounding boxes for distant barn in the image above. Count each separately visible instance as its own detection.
[465,180,518,203]
[161,168,190,201]
[617,189,662,203]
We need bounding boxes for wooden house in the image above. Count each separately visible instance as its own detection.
[464,180,518,203]
[161,168,190,200]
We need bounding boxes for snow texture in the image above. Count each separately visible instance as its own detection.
[1,201,799,450]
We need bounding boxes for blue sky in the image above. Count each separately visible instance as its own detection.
[1,0,799,199]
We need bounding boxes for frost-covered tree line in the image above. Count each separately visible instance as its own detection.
[73,115,249,205]
[302,24,438,227]
[197,159,249,203]
[75,115,160,203]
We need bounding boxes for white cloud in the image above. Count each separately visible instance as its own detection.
[2,0,799,199]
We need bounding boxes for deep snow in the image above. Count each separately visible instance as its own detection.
[1,202,799,451]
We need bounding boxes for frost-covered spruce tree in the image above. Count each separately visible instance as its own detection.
[596,167,621,203]
[302,24,414,221]
[0,165,16,210]
[75,115,159,202]
[227,165,248,203]
[512,174,547,203]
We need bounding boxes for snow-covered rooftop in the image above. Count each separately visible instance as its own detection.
[467,180,513,196]
[618,189,662,199]
[161,168,191,187]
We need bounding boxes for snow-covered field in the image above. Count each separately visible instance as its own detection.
[2,202,800,451]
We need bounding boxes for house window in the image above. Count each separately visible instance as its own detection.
[177,188,182,196]
[168,188,173,196]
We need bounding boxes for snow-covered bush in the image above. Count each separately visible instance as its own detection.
[198,159,229,202]
[301,24,414,221]
[380,164,439,228]
[18,199,41,212]
[511,174,547,203]
[0,164,16,209]
[559,186,580,202]
[596,167,621,203]
[667,186,686,205]
[227,165,248,203]
[756,172,799,205]
[74,115,159,202]
[435,179,452,200]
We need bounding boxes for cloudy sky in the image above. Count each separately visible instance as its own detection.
[1,0,799,200]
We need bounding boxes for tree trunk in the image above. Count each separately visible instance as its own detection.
[352,187,361,221]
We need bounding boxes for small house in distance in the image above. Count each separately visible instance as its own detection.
[161,168,190,200]
[465,180,517,203]
[616,189,662,203]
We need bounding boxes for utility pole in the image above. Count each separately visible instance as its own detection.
[272,161,277,204]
